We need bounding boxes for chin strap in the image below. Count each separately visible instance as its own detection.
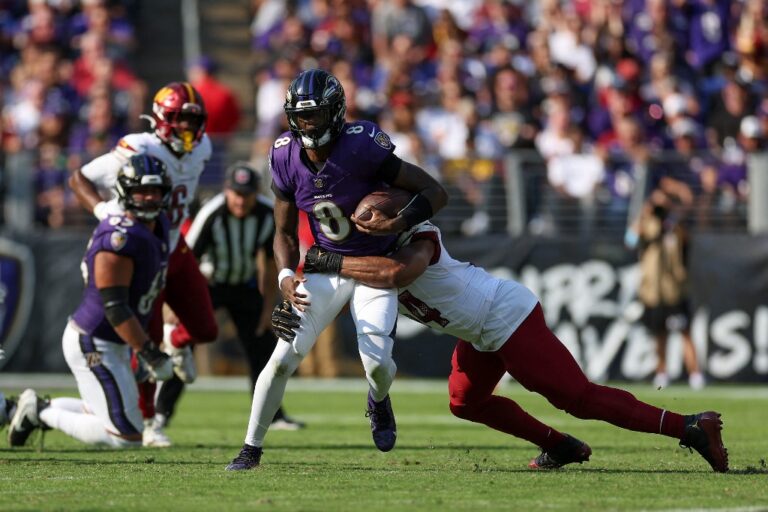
[139,114,157,130]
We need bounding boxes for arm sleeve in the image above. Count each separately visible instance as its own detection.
[377,152,403,184]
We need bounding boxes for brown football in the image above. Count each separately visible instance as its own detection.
[354,188,414,221]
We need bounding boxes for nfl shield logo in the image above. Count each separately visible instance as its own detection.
[314,178,325,189]
[0,238,35,369]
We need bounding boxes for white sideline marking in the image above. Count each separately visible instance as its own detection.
[643,508,768,512]
[1,373,767,399]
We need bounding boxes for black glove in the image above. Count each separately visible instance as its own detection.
[304,244,343,274]
[137,341,173,381]
[271,300,301,342]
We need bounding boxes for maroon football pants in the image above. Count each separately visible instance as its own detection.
[139,237,218,419]
[448,304,685,451]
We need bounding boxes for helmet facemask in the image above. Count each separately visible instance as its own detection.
[116,156,172,221]
[150,82,207,154]
[153,104,207,154]
[284,70,346,148]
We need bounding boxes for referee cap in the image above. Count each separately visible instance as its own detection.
[225,162,260,193]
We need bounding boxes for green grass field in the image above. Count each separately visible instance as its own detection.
[2,379,767,511]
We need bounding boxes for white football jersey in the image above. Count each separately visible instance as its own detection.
[395,223,538,352]
[80,132,212,250]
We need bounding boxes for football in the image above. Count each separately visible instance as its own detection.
[354,188,414,221]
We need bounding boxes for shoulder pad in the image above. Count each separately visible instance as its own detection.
[197,134,213,160]
[113,133,148,159]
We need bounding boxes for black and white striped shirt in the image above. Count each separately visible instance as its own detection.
[185,193,275,286]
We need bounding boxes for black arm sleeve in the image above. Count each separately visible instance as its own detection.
[99,286,134,326]
[377,152,402,184]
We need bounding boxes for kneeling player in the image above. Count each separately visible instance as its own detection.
[8,155,174,448]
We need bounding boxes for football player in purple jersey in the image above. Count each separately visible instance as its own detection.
[7,155,175,449]
[227,69,447,470]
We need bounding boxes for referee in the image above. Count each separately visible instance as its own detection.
[156,162,304,431]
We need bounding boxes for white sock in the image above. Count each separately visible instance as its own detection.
[245,342,302,447]
[39,408,139,448]
[359,334,396,402]
[50,397,85,413]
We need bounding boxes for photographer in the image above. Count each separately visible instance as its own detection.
[636,177,704,390]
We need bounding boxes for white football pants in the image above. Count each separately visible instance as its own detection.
[245,273,398,446]
[40,323,143,448]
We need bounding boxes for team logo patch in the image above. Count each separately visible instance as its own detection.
[374,131,392,149]
[110,231,128,251]
[314,178,325,189]
[85,351,103,368]
[0,238,35,370]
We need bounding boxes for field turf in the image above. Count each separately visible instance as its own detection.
[2,378,767,511]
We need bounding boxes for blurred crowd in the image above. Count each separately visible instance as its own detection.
[251,0,767,236]
[2,0,767,236]
[0,0,143,228]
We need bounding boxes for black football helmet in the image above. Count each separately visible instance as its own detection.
[284,69,346,148]
[115,154,172,220]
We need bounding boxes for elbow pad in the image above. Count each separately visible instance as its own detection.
[99,286,134,326]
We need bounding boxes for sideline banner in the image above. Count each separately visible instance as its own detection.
[4,231,768,382]
[0,232,90,372]
[341,234,768,383]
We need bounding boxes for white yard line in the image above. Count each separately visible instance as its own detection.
[1,373,767,399]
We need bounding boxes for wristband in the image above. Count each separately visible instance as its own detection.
[278,268,295,287]
[94,201,110,221]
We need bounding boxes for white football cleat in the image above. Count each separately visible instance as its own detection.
[162,324,197,383]
[653,372,669,389]
[8,389,44,447]
[689,372,706,390]
[270,416,306,431]
[143,417,172,448]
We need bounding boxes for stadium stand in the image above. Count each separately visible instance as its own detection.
[1,0,766,237]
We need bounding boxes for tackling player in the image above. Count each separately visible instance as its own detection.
[8,155,174,448]
[68,82,219,446]
[225,69,448,470]
[283,221,729,473]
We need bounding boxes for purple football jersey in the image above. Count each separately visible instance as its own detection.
[270,120,398,256]
[71,213,170,343]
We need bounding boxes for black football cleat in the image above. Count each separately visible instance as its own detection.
[680,411,729,473]
[529,434,592,469]
[226,444,263,471]
[365,392,397,452]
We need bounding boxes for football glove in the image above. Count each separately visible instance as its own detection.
[271,300,301,342]
[137,341,174,382]
[303,244,343,274]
